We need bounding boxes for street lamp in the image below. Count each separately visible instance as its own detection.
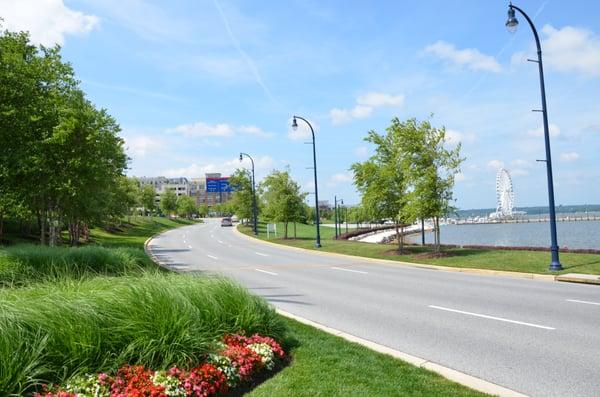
[505,3,562,271]
[292,116,321,248]
[334,196,343,239]
[239,152,258,236]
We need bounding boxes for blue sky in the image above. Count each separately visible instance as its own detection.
[3,0,600,209]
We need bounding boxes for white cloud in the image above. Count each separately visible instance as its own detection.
[560,152,580,162]
[1,0,99,46]
[327,173,353,187]
[124,135,165,158]
[288,118,318,140]
[487,160,505,171]
[423,41,502,73]
[167,122,274,139]
[527,123,561,138]
[445,129,477,146]
[356,92,405,107]
[510,159,532,169]
[167,122,234,138]
[455,172,467,182]
[238,125,274,138]
[162,155,275,178]
[330,92,404,125]
[355,146,369,158]
[541,25,600,77]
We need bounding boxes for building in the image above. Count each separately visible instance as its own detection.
[139,174,232,208]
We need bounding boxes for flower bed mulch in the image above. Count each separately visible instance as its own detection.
[37,334,286,397]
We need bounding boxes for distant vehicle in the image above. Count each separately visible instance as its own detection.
[221,217,233,227]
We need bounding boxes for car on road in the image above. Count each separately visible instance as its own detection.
[221,217,233,227]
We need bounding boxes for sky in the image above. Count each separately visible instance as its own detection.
[2,0,600,210]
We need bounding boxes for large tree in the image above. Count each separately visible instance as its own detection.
[351,118,414,253]
[259,170,307,239]
[229,168,254,224]
[177,195,197,219]
[141,185,157,216]
[160,190,178,217]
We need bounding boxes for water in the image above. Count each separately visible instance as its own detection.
[407,220,600,250]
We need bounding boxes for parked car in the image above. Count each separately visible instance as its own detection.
[221,217,233,227]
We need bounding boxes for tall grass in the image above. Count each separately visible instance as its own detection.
[0,273,285,396]
[0,245,155,287]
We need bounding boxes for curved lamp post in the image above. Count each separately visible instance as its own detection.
[292,116,321,248]
[506,3,562,271]
[239,152,258,236]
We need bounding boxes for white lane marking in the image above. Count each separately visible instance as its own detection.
[255,252,269,257]
[567,299,600,306]
[255,268,278,276]
[428,305,555,330]
[207,254,218,260]
[228,244,232,248]
[331,266,368,274]
[188,245,193,249]
[218,240,224,244]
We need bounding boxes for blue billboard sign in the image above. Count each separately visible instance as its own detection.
[206,178,231,193]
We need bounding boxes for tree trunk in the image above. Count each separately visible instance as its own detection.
[293,222,297,239]
[434,217,441,253]
[284,222,288,239]
[395,223,403,254]
[40,211,46,245]
[0,211,3,243]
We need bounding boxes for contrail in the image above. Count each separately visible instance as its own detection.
[212,0,283,108]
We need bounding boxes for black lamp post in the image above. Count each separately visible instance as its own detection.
[334,195,339,239]
[506,3,562,271]
[239,152,258,236]
[292,116,321,248]
[334,196,343,239]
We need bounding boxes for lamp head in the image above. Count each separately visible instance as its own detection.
[291,116,298,131]
[506,6,518,33]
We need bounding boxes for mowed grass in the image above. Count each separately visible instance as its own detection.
[0,273,285,395]
[247,317,487,397]
[89,216,198,249]
[239,222,600,275]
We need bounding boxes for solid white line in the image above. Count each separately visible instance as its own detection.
[188,245,193,249]
[218,240,224,244]
[428,305,555,330]
[567,299,600,306]
[255,252,268,257]
[207,254,218,260]
[331,266,368,274]
[255,268,278,276]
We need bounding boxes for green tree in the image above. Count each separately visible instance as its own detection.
[160,190,178,217]
[351,118,415,253]
[177,195,197,219]
[197,204,209,218]
[403,119,463,252]
[259,170,307,239]
[229,169,254,224]
[141,185,157,216]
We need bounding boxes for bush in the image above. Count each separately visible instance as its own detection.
[0,245,154,287]
[0,274,285,395]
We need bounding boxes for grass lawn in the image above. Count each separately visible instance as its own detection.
[239,221,600,275]
[89,216,198,248]
[248,317,487,397]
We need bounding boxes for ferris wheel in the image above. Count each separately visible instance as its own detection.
[496,168,514,217]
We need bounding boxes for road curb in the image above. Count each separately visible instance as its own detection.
[233,226,557,282]
[277,308,528,397]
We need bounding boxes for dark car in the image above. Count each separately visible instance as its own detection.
[221,217,233,227]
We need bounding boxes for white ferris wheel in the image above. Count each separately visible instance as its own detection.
[496,168,514,217]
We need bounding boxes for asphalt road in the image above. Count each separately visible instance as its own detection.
[147,219,600,397]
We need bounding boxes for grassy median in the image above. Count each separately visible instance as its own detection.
[239,221,600,275]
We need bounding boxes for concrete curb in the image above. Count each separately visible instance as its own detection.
[233,225,557,282]
[277,309,528,397]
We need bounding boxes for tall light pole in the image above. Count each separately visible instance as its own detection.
[334,195,339,239]
[506,3,562,271]
[239,152,258,236]
[292,116,321,248]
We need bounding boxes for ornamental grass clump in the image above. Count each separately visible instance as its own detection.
[0,273,285,395]
[0,245,153,287]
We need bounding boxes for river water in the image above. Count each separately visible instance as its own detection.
[407,220,600,250]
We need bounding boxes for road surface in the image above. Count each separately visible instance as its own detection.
[147,219,600,397]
